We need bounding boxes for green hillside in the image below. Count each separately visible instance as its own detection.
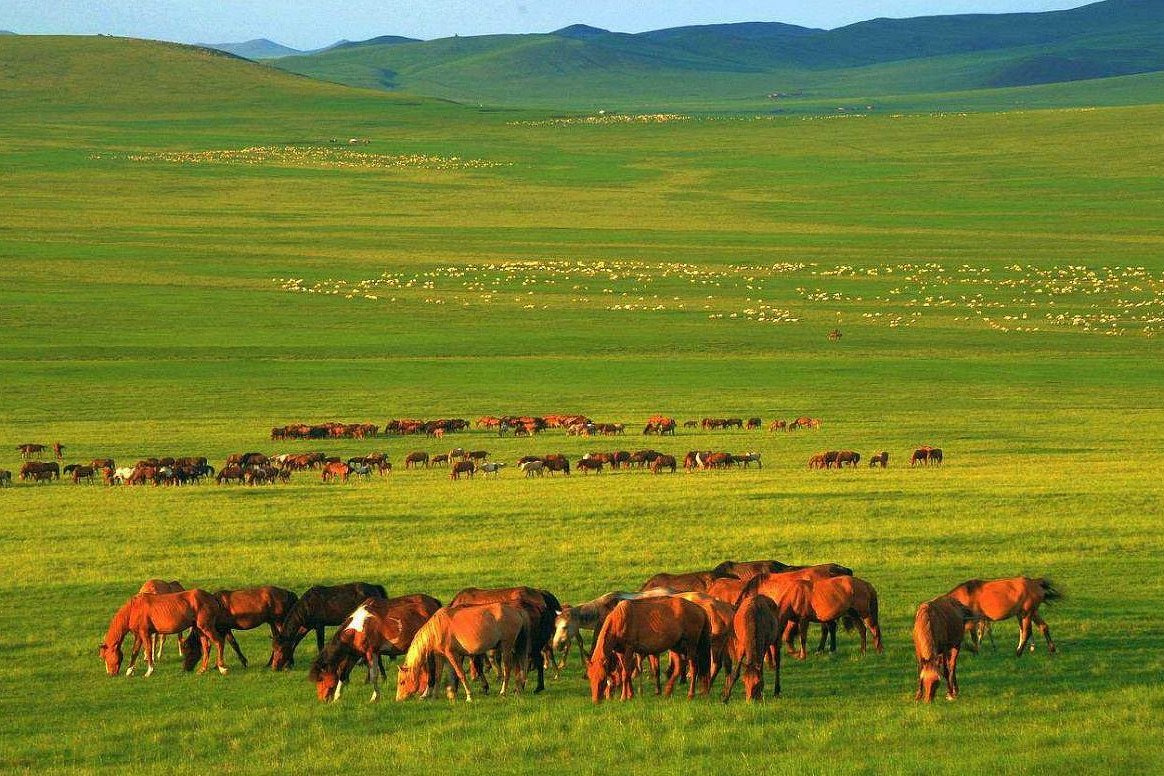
[273,0,1164,110]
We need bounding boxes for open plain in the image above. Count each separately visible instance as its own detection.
[1,35,1163,774]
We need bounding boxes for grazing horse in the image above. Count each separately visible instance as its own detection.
[912,446,943,466]
[587,597,711,702]
[722,594,784,703]
[914,596,976,702]
[137,579,186,659]
[480,462,506,477]
[869,451,889,468]
[834,450,861,467]
[0,470,10,487]
[575,458,602,474]
[768,420,787,432]
[271,582,388,669]
[99,590,228,677]
[18,443,46,459]
[650,454,677,474]
[520,459,545,477]
[182,586,298,668]
[673,591,735,683]
[542,454,570,475]
[551,588,674,668]
[640,569,730,594]
[321,461,351,483]
[733,565,853,658]
[803,576,883,656]
[309,594,442,702]
[450,460,475,480]
[404,451,429,469]
[395,603,531,702]
[449,586,561,693]
[945,577,1062,656]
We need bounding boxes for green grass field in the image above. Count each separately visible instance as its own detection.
[1,37,1163,774]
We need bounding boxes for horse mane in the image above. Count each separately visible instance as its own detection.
[1038,578,1064,603]
[279,586,321,638]
[308,638,348,681]
[950,578,984,596]
[589,601,627,670]
[402,608,445,670]
[102,599,133,646]
[734,574,763,608]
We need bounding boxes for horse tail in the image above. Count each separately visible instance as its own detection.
[694,616,712,682]
[514,612,532,668]
[1038,578,1064,604]
[869,586,880,631]
[913,603,938,664]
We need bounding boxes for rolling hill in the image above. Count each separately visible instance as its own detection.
[199,38,308,59]
[272,0,1164,109]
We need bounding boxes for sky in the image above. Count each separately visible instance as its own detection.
[1,0,1094,50]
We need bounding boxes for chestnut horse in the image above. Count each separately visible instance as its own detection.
[639,569,730,594]
[722,593,784,703]
[945,577,1062,656]
[137,579,185,660]
[100,590,228,677]
[914,596,976,702]
[803,575,883,656]
[182,586,298,668]
[270,582,387,669]
[551,588,674,669]
[587,597,711,702]
[310,593,442,702]
[395,603,531,701]
[449,586,561,693]
[673,591,735,683]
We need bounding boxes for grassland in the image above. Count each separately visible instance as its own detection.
[0,37,1163,774]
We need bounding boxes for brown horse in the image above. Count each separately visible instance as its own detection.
[712,559,789,580]
[395,603,531,701]
[310,593,442,702]
[734,565,852,658]
[137,579,185,659]
[404,451,429,469]
[914,596,976,702]
[321,461,351,483]
[869,451,889,468]
[673,591,735,683]
[803,576,883,656]
[449,586,561,693]
[271,582,387,669]
[100,590,228,676]
[587,597,711,702]
[17,443,45,459]
[640,569,729,594]
[450,460,475,479]
[722,593,784,703]
[945,577,1062,656]
[650,454,677,474]
[551,588,674,669]
[182,586,298,668]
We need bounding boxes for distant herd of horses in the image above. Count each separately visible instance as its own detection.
[98,562,1062,704]
[4,415,940,486]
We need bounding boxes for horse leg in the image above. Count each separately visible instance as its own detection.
[854,618,868,655]
[447,656,473,702]
[649,654,663,695]
[663,652,681,698]
[225,630,248,668]
[772,639,782,697]
[867,617,883,654]
[816,624,829,654]
[316,625,325,653]
[946,647,960,700]
[211,628,228,674]
[126,633,144,676]
[722,658,742,703]
[1015,615,1033,657]
[1032,611,1056,654]
[367,652,381,702]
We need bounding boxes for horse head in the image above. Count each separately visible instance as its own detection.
[99,642,122,676]
[918,661,942,702]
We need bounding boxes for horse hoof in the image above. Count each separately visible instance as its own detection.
[218,666,229,675]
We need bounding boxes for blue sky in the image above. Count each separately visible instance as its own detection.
[2,0,1093,50]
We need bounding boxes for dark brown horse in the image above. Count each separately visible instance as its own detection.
[183,586,299,668]
[395,603,531,701]
[449,586,561,693]
[722,593,784,703]
[869,451,889,468]
[712,559,790,580]
[310,593,442,702]
[914,596,976,702]
[945,577,1062,656]
[100,590,228,676]
[270,582,387,669]
[587,597,711,702]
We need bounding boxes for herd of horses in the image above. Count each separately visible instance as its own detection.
[2,440,942,487]
[98,562,1061,706]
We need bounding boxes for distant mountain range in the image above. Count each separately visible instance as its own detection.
[200,34,421,59]
[237,0,1164,108]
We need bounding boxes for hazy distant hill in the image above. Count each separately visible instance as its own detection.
[200,38,307,59]
[272,0,1164,107]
